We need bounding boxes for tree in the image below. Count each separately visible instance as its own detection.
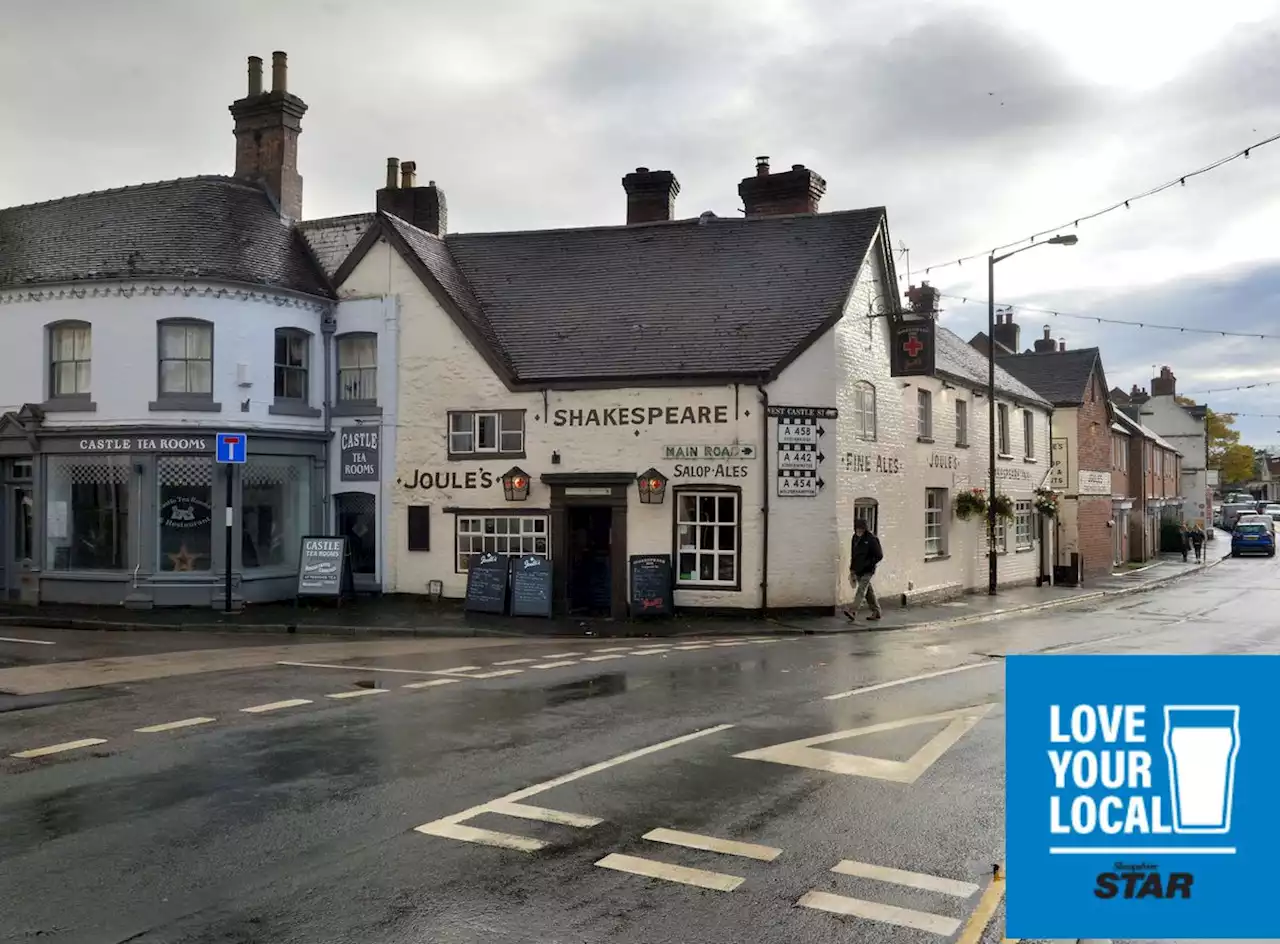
[1181,398,1256,484]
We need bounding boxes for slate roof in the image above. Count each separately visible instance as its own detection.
[1113,409,1180,453]
[995,348,1103,406]
[367,208,886,383]
[0,176,333,297]
[298,212,375,277]
[936,327,1051,408]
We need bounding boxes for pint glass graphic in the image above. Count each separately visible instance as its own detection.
[1164,705,1240,833]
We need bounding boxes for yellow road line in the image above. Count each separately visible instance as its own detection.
[955,867,1006,944]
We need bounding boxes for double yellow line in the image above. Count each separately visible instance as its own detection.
[955,865,1013,944]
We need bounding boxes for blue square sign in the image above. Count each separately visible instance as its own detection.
[1006,654,1280,939]
[215,432,247,464]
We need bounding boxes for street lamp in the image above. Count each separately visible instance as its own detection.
[987,234,1078,595]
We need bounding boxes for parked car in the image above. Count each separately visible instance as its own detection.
[1236,513,1275,533]
[1231,521,1276,557]
[1222,503,1259,530]
[1263,504,1280,522]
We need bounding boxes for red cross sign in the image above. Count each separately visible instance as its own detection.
[902,334,924,358]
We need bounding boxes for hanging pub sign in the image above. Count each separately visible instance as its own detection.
[889,318,936,377]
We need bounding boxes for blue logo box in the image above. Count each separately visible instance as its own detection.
[1006,654,1280,939]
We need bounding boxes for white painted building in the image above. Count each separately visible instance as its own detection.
[330,159,1054,616]
[1122,368,1211,531]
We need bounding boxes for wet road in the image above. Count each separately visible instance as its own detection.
[0,553,1275,944]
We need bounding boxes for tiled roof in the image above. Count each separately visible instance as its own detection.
[403,208,886,383]
[995,348,1103,406]
[298,213,375,277]
[936,327,1051,408]
[0,176,332,297]
[1113,409,1180,453]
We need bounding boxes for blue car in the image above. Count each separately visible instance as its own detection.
[1231,522,1275,557]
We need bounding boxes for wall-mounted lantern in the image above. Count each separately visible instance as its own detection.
[637,468,668,504]
[502,467,530,502]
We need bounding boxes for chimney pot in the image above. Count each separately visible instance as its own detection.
[622,166,680,224]
[755,156,770,176]
[247,56,263,96]
[739,158,827,217]
[401,160,417,189]
[271,51,287,93]
[635,167,649,173]
[386,158,399,189]
[791,163,805,171]
[1058,339,1066,352]
[376,168,448,235]
[1043,325,1051,339]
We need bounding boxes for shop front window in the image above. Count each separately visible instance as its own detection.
[46,455,131,571]
[241,456,312,571]
[335,492,377,575]
[157,456,214,572]
[675,490,740,587]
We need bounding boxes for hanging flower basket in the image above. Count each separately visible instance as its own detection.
[954,487,988,521]
[990,494,1016,520]
[1033,487,1060,518]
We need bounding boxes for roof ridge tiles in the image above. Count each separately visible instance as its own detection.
[0,174,257,214]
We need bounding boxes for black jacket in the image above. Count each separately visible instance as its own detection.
[851,531,883,577]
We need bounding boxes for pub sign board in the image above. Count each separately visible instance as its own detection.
[889,318,936,377]
[340,426,380,482]
[297,535,353,599]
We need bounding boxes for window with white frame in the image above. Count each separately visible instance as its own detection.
[925,487,947,558]
[853,381,876,440]
[49,322,92,398]
[448,411,525,457]
[853,498,878,534]
[917,389,933,439]
[158,320,213,397]
[998,404,1011,455]
[336,333,377,403]
[992,516,1008,553]
[1023,410,1035,458]
[455,514,547,573]
[955,399,968,446]
[1015,500,1034,549]
[675,490,739,587]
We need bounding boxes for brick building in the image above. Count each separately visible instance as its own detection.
[1112,410,1182,558]
[985,321,1116,583]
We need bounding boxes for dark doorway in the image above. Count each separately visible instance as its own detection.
[566,505,612,615]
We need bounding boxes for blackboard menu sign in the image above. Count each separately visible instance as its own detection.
[509,555,553,618]
[297,536,352,598]
[464,553,509,614]
[629,554,674,618]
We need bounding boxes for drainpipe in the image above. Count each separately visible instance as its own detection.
[321,306,336,530]
[757,382,770,615]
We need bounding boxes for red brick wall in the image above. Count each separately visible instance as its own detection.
[1111,431,1130,499]
[1077,371,1113,578]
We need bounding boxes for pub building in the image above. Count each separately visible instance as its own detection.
[330,153,1056,616]
[0,52,400,608]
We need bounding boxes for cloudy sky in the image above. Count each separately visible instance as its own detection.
[4,0,1280,446]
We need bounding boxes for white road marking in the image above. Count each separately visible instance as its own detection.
[416,724,735,851]
[277,660,440,675]
[711,642,748,648]
[595,853,743,892]
[797,890,960,936]
[593,647,632,653]
[402,678,461,690]
[464,669,524,679]
[427,665,483,676]
[629,649,670,656]
[492,658,537,666]
[824,661,995,700]
[488,801,604,828]
[134,717,217,734]
[672,644,710,651]
[831,859,979,898]
[0,636,56,646]
[543,652,580,658]
[241,698,313,713]
[582,654,627,662]
[12,738,108,758]
[326,688,391,699]
[643,828,782,862]
[735,704,996,783]
[531,660,577,669]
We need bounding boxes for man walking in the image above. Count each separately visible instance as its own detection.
[845,520,883,622]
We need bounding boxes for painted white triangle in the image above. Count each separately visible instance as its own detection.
[734,703,996,783]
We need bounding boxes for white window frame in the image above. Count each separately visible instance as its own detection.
[998,404,1011,455]
[955,399,968,446]
[854,497,878,534]
[336,333,377,403]
[157,319,214,398]
[49,322,92,398]
[1023,410,1035,459]
[675,490,740,588]
[1015,500,1034,549]
[455,514,548,573]
[273,327,310,403]
[853,381,876,441]
[917,389,933,440]
[992,516,1008,554]
[925,487,947,558]
[448,411,525,457]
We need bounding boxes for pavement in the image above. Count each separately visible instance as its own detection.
[0,541,1270,943]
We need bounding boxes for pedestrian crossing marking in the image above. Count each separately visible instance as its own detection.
[326,688,391,699]
[582,654,627,662]
[831,859,979,898]
[797,890,961,936]
[629,649,670,656]
[642,828,782,862]
[595,853,744,892]
[488,801,603,828]
[530,660,577,669]
[134,717,216,733]
[416,820,547,852]
[11,738,108,759]
[402,678,460,689]
[492,658,537,666]
[462,669,524,679]
[734,703,996,783]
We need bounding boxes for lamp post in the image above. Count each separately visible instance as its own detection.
[987,234,1078,595]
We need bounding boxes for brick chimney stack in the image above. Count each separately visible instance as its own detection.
[1033,324,1056,353]
[904,282,939,316]
[622,167,680,224]
[992,310,1021,353]
[738,157,827,217]
[230,51,307,221]
[376,157,448,236]
[1151,366,1177,397]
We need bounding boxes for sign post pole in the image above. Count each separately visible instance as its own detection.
[215,432,247,613]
